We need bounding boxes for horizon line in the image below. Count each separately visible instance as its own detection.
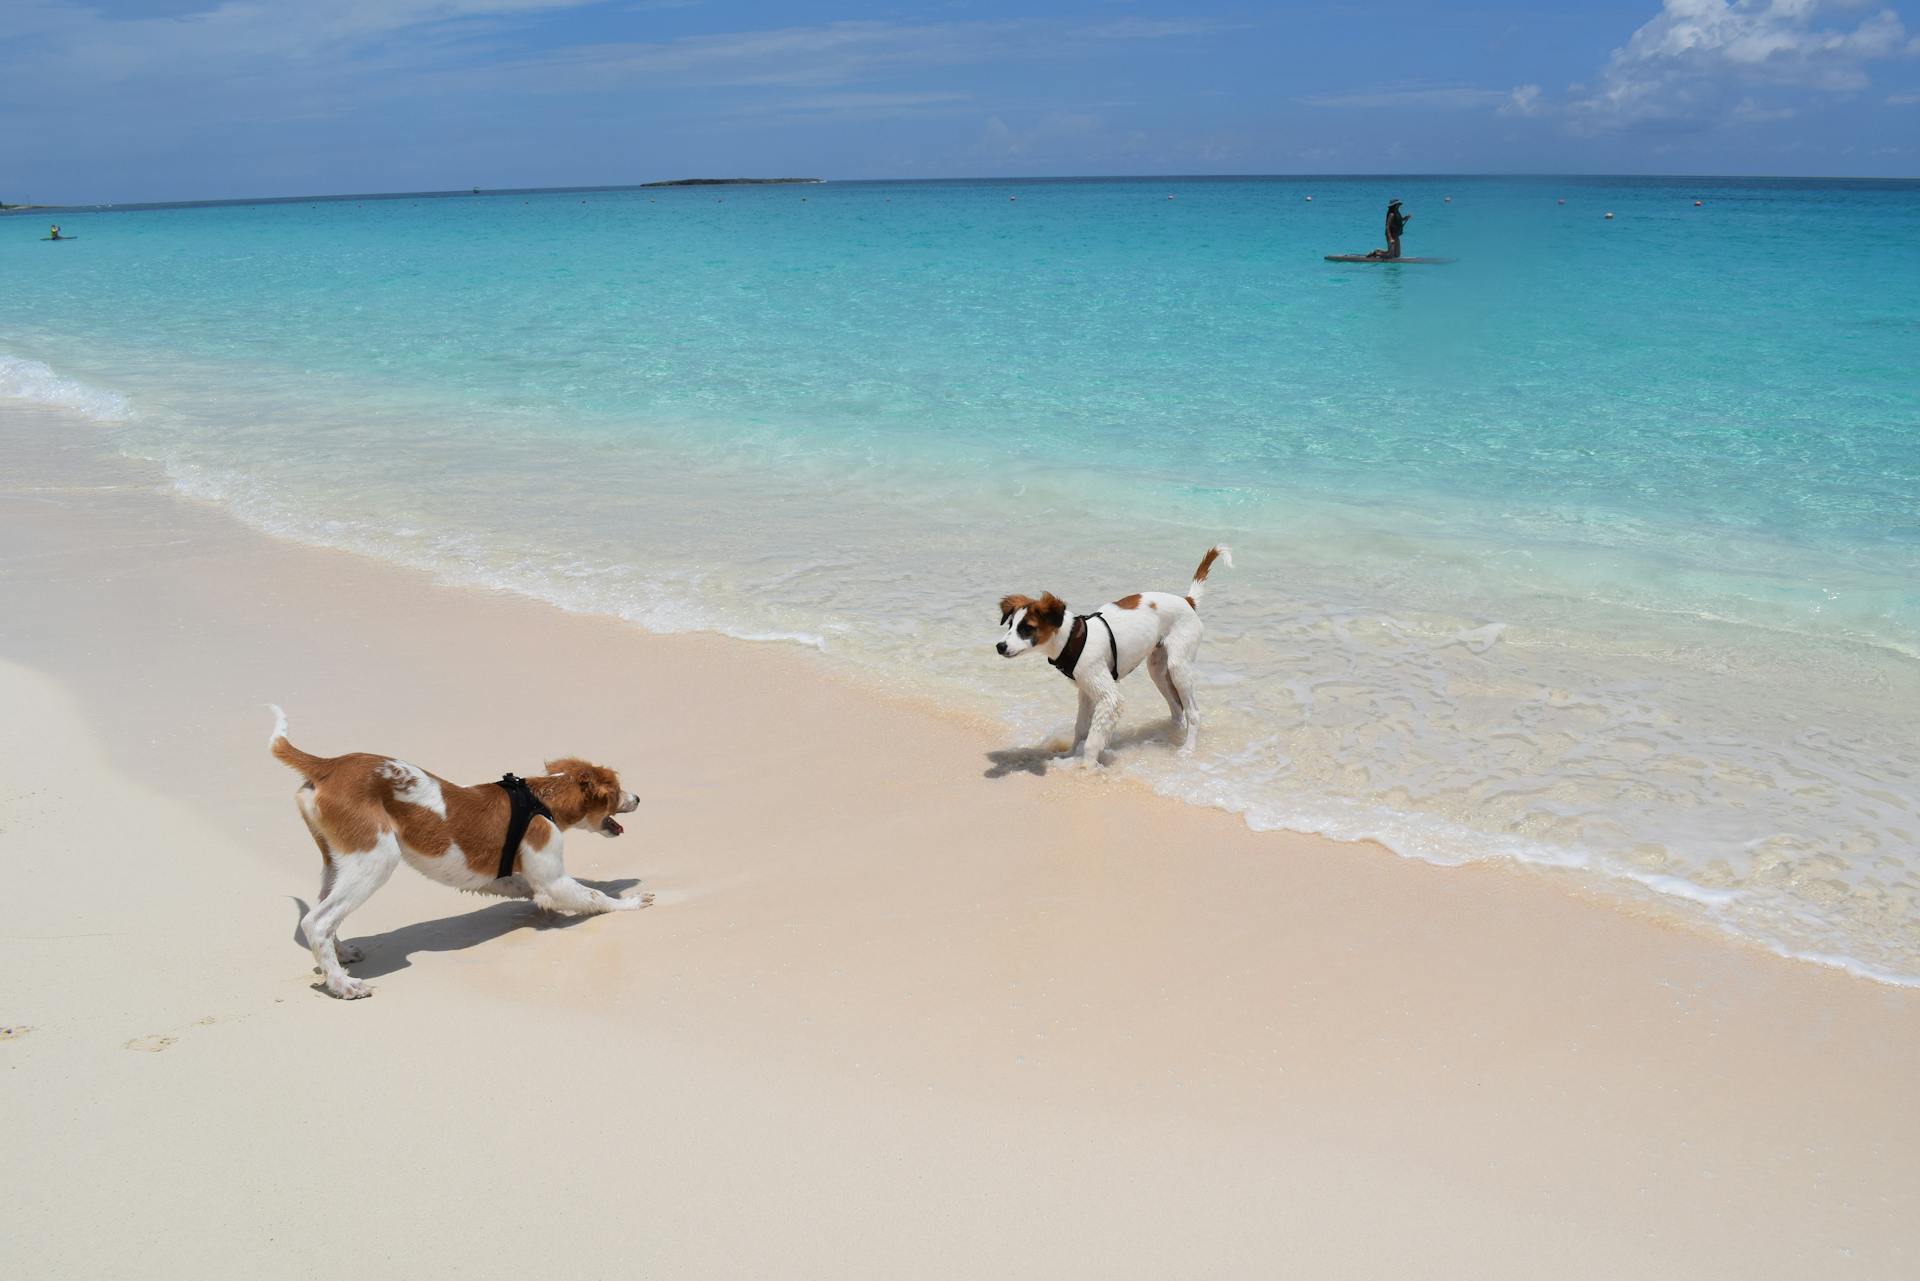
[7,169,1916,213]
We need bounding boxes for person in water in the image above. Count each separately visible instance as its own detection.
[47,224,61,240]
[1368,200,1410,259]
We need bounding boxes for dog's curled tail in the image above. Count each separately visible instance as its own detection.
[1187,544,1234,606]
[267,704,328,779]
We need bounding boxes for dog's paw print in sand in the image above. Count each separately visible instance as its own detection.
[124,1015,219,1052]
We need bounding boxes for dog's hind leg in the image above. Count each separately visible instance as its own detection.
[298,789,363,965]
[1169,668,1200,754]
[1162,621,1205,755]
[1165,655,1202,755]
[1147,646,1187,741]
[299,831,400,999]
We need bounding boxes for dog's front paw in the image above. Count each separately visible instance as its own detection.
[618,887,656,908]
[328,977,374,1000]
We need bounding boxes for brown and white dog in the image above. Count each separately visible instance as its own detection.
[996,544,1232,766]
[269,708,647,999]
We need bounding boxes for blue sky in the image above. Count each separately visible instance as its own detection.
[5,1,1917,203]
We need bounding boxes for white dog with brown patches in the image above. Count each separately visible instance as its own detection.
[268,708,648,999]
[996,544,1232,766]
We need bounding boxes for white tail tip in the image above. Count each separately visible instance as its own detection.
[267,703,288,746]
[1214,544,1234,569]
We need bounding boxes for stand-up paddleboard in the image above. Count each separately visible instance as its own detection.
[40,236,77,241]
[1325,254,1452,264]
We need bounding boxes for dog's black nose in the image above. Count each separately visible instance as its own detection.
[996,641,1009,655]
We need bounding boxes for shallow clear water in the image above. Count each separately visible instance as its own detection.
[5,175,1918,980]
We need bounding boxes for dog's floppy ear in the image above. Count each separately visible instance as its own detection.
[545,757,620,811]
[998,594,1033,625]
[1031,593,1067,627]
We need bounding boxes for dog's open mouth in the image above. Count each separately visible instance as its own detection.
[600,816,624,837]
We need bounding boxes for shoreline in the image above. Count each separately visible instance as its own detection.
[6,401,1920,1275]
[6,395,1916,989]
[14,376,1915,988]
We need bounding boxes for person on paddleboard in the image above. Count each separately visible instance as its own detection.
[1367,200,1409,259]
[48,224,63,240]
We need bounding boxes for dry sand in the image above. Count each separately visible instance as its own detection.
[3,404,1917,1278]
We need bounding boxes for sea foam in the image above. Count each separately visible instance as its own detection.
[0,352,132,421]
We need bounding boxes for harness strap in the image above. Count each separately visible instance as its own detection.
[1050,612,1119,682]
[493,773,553,879]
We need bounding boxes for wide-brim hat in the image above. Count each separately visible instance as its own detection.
[1388,199,1402,207]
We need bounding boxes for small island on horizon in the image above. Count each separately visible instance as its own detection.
[639,177,822,188]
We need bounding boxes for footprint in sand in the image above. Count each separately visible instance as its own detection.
[1,1025,33,1041]
[124,1015,220,1052]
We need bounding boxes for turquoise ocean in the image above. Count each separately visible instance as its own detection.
[5,175,1918,981]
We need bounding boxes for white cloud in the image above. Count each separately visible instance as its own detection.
[1499,84,1545,116]
[485,21,1033,92]
[705,90,976,127]
[1301,85,1509,109]
[974,111,1104,159]
[1081,18,1236,41]
[484,14,1231,95]
[1302,79,1551,119]
[0,6,1229,130]
[0,0,603,107]
[1729,94,1797,120]
[1570,0,1918,132]
[777,92,971,113]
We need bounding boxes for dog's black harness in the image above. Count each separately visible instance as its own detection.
[492,773,553,879]
[1050,612,1119,682]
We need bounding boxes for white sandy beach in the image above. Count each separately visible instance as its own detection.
[4,402,1919,1278]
